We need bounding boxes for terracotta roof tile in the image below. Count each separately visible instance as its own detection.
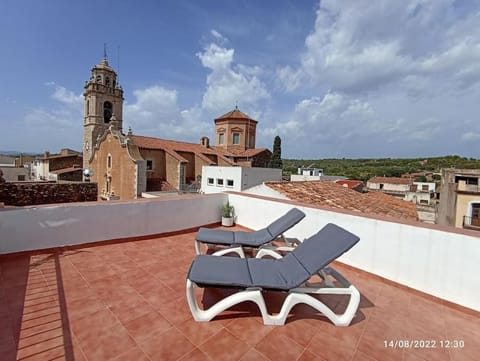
[368,177,412,185]
[215,108,256,122]
[49,167,83,175]
[131,135,234,164]
[131,135,268,165]
[213,147,270,157]
[266,181,418,221]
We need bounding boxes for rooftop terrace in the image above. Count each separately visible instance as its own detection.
[1,192,479,360]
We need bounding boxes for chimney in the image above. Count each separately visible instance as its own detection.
[200,136,210,148]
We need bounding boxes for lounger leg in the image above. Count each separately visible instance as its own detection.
[270,285,360,326]
[186,279,271,323]
[255,248,283,259]
[194,240,202,255]
[212,246,245,258]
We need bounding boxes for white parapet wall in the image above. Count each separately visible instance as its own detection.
[0,194,227,255]
[227,192,480,312]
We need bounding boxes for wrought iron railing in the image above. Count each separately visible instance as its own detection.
[463,215,480,229]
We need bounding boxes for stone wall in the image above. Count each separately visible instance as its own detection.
[0,182,98,206]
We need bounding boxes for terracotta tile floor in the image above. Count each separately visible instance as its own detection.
[1,227,479,361]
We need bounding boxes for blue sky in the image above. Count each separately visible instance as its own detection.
[2,0,480,158]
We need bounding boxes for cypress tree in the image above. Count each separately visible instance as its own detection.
[271,135,283,169]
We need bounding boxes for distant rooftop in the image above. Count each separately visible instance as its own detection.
[265,181,418,221]
[368,176,412,185]
[215,107,257,123]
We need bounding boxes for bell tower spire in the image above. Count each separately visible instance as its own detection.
[82,52,124,170]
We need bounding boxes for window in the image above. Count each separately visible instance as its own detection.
[105,77,110,86]
[18,175,25,181]
[471,203,480,226]
[216,178,224,186]
[207,178,214,185]
[103,101,113,123]
[96,75,102,83]
[233,133,240,144]
[219,133,224,144]
[422,185,429,191]
[379,184,384,190]
[107,154,112,168]
[472,204,480,219]
[226,179,234,187]
[146,160,153,171]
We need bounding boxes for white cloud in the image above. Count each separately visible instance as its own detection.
[210,29,228,45]
[24,108,77,129]
[21,83,82,151]
[277,0,480,95]
[46,82,83,108]
[24,83,81,131]
[197,43,234,70]
[196,41,270,113]
[462,132,480,142]
[124,86,210,140]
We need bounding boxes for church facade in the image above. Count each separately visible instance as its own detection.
[83,57,272,200]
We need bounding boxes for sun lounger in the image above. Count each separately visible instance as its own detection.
[187,223,361,326]
[195,208,306,257]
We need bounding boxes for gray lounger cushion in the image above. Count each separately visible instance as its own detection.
[188,223,360,291]
[196,208,306,247]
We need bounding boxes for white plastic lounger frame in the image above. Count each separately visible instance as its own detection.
[194,242,246,258]
[194,237,301,259]
[186,266,360,326]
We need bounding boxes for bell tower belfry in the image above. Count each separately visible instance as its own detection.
[83,53,124,170]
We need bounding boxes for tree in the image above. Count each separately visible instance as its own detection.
[271,135,283,169]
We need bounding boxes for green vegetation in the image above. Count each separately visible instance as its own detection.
[271,136,283,169]
[283,155,480,182]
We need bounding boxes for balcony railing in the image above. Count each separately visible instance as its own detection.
[463,215,480,229]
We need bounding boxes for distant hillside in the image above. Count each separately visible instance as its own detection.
[0,150,42,157]
[283,155,480,182]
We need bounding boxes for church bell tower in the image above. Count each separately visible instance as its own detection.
[83,52,124,170]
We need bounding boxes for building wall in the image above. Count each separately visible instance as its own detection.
[228,192,480,311]
[0,167,31,182]
[455,192,480,228]
[165,154,181,189]
[139,149,167,180]
[201,166,282,194]
[405,191,432,205]
[413,182,436,192]
[0,193,226,255]
[367,181,410,192]
[202,167,242,193]
[49,155,83,171]
[250,150,272,168]
[32,159,49,180]
[0,182,97,206]
[90,133,137,200]
[177,151,196,182]
[215,119,256,150]
[437,169,480,227]
[291,175,322,182]
[194,156,209,184]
